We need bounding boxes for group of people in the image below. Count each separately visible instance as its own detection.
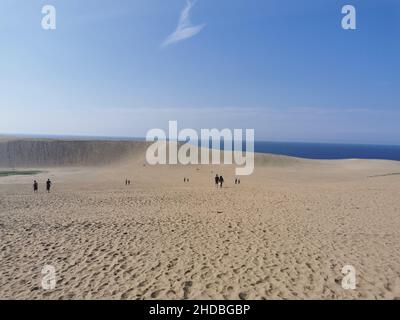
[215,174,224,188]
[125,179,132,186]
[33,179,52,193]
[214,174,242,188]
[183,177,190,182]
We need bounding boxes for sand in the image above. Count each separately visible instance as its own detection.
[1,139,400,300]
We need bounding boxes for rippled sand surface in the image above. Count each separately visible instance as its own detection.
[1,150,400,299]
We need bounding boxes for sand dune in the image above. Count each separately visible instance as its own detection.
[0,137,149,168]
[0,137,310,169]
[1,138,400,300]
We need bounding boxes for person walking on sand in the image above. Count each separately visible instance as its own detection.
[46,179,52,193]
[235,178,238,185]
[215,174,219,186]
[33,180,38,193]
[219,175,224,188]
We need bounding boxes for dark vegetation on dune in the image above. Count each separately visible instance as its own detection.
[0,170,42,177]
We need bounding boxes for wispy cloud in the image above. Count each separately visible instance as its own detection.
[162,0,205,47]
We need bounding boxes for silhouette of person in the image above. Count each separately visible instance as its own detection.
[219,175,224,188]
[238,179,241,184]
[33,180,38,193]
[235,178,238,184]
[215,174,219,186]
[46,179,52,193]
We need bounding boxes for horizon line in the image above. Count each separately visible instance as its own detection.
[1,132,400,147]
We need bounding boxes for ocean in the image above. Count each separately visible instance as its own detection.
[253,141,400,161]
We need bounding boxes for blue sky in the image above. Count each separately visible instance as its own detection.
[0,0,399,144]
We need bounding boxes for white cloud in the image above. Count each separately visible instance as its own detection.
[162,0,205,47]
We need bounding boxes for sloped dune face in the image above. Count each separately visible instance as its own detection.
[254,152,305,167]
[0,137,306,169]
[0,138,150,168]
[1,137,398,174]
